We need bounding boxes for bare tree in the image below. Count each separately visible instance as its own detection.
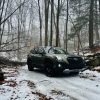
[99,0,100,12]
[49,0,54,46]
[0,0,5,46]
[38,0,42,46]
[56,0,60,46]
[94,0,99,41]
[77,0,81,55]
[89,0,94,48]
[44,0,50,46]
[64,0,69,52]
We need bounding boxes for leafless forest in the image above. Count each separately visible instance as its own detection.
[0,0,100,60]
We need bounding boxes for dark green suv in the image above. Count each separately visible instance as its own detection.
[27,46,85,76]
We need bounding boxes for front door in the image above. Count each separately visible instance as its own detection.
[35,47,45,68]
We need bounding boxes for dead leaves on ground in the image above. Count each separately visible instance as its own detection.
[51,89,66,96]
[0,66,18,86]
[19,80,36,88]
[0,80,17,87]
[32,91,53,100]
[3,68,19,78]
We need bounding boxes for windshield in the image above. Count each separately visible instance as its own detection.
[48,48,67,54]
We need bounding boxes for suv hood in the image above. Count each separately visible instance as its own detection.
[48,54,82,63]
[54,54,80,59]
[55,54,68,59]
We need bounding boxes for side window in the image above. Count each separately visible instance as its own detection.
[38,47,45,54]
[30,48,38,54]
[49,49,55,54]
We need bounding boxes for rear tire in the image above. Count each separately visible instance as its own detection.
[27,59,34,71]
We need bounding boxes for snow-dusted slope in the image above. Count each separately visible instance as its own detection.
[0,65,100,100]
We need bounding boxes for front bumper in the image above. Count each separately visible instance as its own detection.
[54,61,86,72]
[67,67,87,73]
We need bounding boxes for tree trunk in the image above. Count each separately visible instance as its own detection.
[99,0,100,12]
[77,0,81,55]
[17,4,22,61]
[0,16,1,47]
[44,0,50,46]
[89,0,94,48]
[0,1,1,47]
[50,0,54,46]
[0,0,9,49]
[99,0,100,40]
[38,0,42,46]
[56,0,60,47]
[94,0,99,41]
[17,18,20,60]
[65,0,69,52]
[0,0,5,47]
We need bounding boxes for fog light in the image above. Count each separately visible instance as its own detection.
[58,64,61,67]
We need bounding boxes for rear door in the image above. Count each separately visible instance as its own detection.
[36,47,45,67]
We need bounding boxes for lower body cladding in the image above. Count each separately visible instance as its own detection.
[53,61,86,73]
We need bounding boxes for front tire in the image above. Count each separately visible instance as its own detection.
[46,67,54,77]
[45,61,55,77]
[27,58,34,71]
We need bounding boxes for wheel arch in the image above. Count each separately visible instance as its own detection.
[44,58,54,67]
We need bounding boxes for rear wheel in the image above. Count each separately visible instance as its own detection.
[27,59,34,71]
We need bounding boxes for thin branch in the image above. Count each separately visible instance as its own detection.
[0,0,27,25]
[68,14,85,56]
[0,45,30,52]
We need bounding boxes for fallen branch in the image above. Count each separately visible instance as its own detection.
[0,45,30,52]
[0,56,26,66]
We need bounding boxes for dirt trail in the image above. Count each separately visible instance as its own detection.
[1,65,100,100]
[19,65,100,100]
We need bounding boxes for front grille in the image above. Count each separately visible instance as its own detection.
[67,57,84,69]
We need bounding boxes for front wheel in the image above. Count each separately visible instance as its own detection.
[46,67,55,77]
[27,59,34,71]
[45,61,55,77]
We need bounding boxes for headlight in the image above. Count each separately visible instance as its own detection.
[58,64,62,67]
[57,57,63,61]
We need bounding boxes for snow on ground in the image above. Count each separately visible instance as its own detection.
[0,65,100,100]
